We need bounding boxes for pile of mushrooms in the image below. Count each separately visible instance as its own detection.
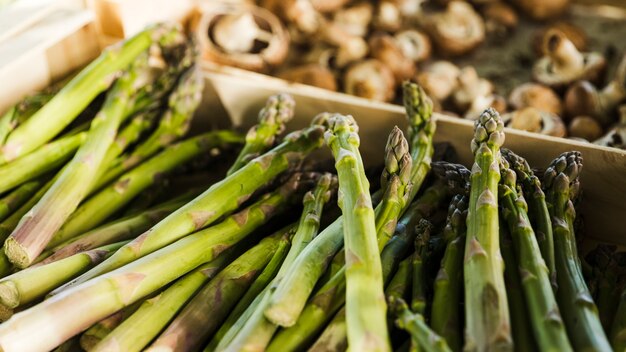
[197,0,626,148]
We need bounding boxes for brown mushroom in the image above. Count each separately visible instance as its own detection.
[397,0,426,20]
[333,2,374,38]
[483,2,518,39]
[568,116,603,141]
[277,64,338,91]
[508,83,562,116]
[344,59,396,102]
[564,54,626,126]
[452,66,493,112]
[198,4,289,72]
[533,22,587,56]
[532,30,606,87]
[318,17,369,68]
[502,107,566,137]
[394,29,431,63]
[511,0,570,20]
[260,0,321,34]
[374,0,402,32]
[594,105,626,149]
[416,61,461,102]
[310,0,352,13]
[464,94,507,120]
[369,33,415,82]
[425,1,485,57]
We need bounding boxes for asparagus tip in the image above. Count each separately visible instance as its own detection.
[402,81,433,129]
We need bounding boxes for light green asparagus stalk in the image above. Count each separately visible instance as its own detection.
[611,286,626,351]
[0,23,182,163]
[92,66,204,191]
[320,114,390,351]
[464,108,511,352]
[499,158,573,351]
[431,194,467,352]
[227,94,296,175]
[55,125,324,290]
[0,241,127,309]
[147,230,292,352]
[3,48,173,269]
[266,182,449,352]
[411,220,432,315]
[50,130,243,245]
[0,180,43,223]
[0,174,305,352]
[38,195,191,266]
[502,148,556,289]
[389,297,452,352]
[543,151,612,351]
[80,299,144,351]
[91,248,238,352]
[0,132,86,195]
[0,89,56,146]
[500,224,536,352]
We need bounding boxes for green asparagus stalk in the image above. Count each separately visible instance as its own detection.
[227,94,295,175]
[502,148,556,289]
[51,130,243,245]
[0,174,305,352]
[431,194,467,352]
[92,66,204,191]
[308,310,348,352]
[0,89,56,146]
[586,245,621,331]
[38,196,190,266]
[611,286,626,351]
[56,125,324,289]
[147,229,292,352]
[411,220,432,315]
[0,132,86,195]
[80,299,144,351]
[464,108,511,352]
[543,151,612,351]
[0,241,127,309]
[4,50,171,269]
[389,297,452,352]
[266,182,449,352]
[499,158,572,351]
[500,224,536,352]
[0,180,42,223]
[316,114,391,351]
[385,256,413,301]
[91,248,237,352]
[0,23,182,163]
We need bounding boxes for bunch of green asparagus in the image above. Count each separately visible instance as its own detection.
[0,22,623,352]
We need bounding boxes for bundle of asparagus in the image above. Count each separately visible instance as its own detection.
[0,22,623,352]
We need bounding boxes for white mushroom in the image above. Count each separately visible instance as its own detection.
[425,1,485,57]
[416,61,461,102]
[344,59,396,102]
[502,107,566,137]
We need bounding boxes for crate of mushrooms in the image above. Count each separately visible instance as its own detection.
[194,0,626,149]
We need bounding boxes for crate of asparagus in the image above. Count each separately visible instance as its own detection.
[0,22,624,352]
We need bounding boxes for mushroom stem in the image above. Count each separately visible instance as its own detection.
[545,31,584,72]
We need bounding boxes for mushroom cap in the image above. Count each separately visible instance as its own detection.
[278,64,338,91]
[344,59,396,102]
[374,0,402,32]
[564,80,601,120]
[394,29,432,62]
[568,115,603,141]
[512,0,570,20]
[311,0,352,13]
[464,94,507,120]
[502,107,566,137]
[533,22,587,56]
[333,2,374,37]
[509,82,562,116]
[427,1,485,57]
[416,60,461,101]
[369,33,416,82]
[198,3,289,72]
[452,66,493,112]
[483,2,518,37]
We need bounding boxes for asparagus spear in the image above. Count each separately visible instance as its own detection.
[227,94,296,175]
[214,174,335,351]
[0,175,305,352]
[51,130,243,245]
[0,89,55,146]
[611,286,626,351]
[0,180,42,223]
[431,162,471,196]
[543,151,612,351]
[266,182,449,352]
[80,300,144,351]
[0,132,86,195]
[411,220,432,315]
[389,297,452,352]
[38,196,191,266]
[147,229,292,352]
[385,256,413,302]
[4,49,173,269]
[501,148,556,288]
[56,125,324,289]
[0,24,182,163]
[586,245,621,331]
[499,158,572,351]
[91,248,237,352]
[0,241,126,309]
[92,66,204,191]
[431,195,467,352]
